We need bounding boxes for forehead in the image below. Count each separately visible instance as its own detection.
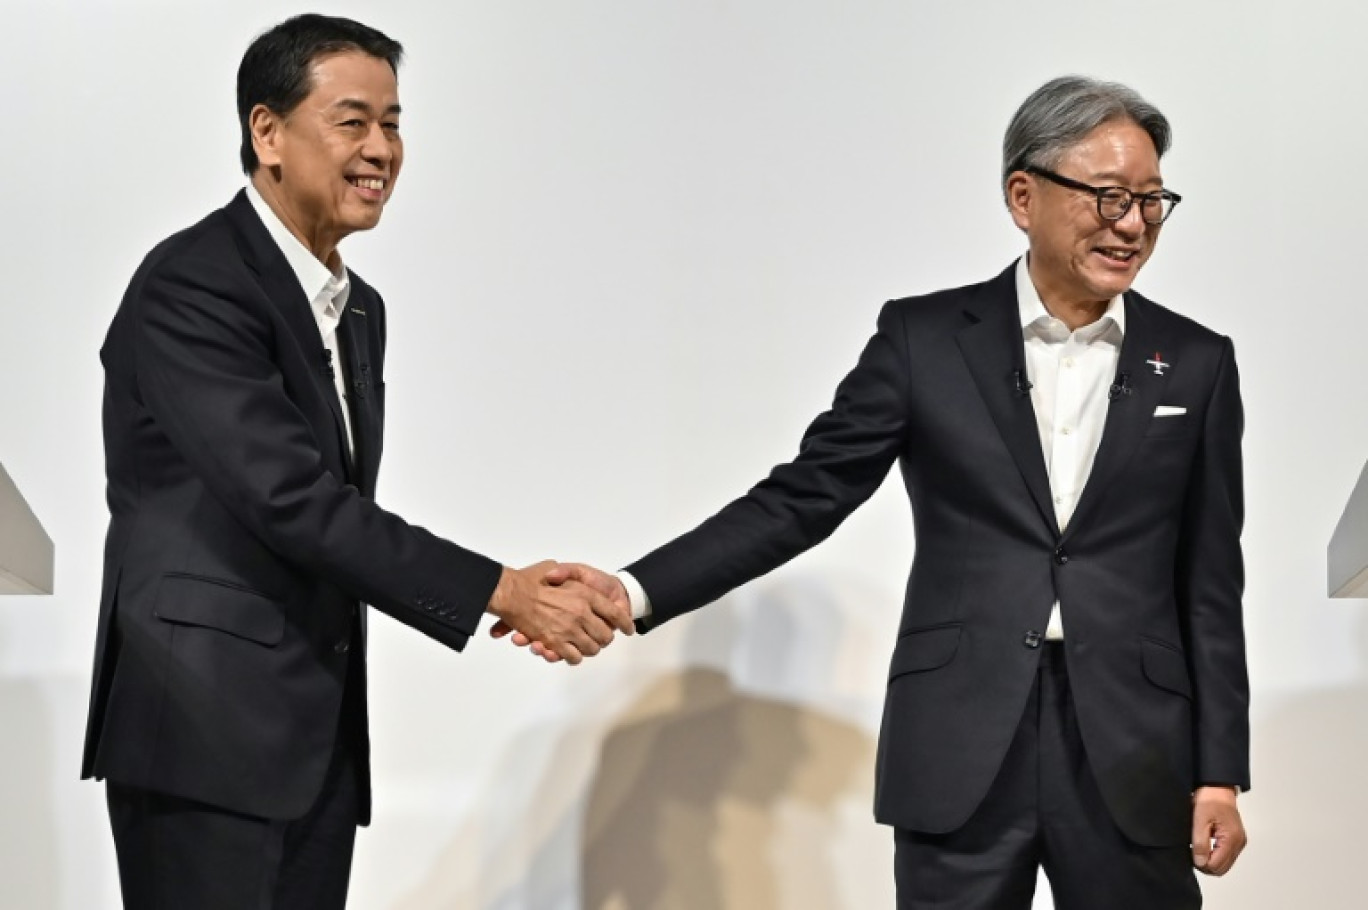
[303,51,400,105]
[1057,118,1161,179]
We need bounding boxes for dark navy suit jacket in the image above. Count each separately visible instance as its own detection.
[626,263,1249,846]
[82,192,502,822]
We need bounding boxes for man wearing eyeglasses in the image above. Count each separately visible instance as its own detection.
[517,75,1249,907]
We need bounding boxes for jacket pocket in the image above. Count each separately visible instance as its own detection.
[1140,636,1192,699]
[1143,415,1196,439]
[153,573,286,647]
[888,624,962,681]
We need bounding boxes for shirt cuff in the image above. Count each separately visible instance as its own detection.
[616,570,652,620]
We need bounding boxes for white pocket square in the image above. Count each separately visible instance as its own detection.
[1154,405,1187,417]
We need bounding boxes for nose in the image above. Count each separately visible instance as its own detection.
[360,123,396,167]
[1112,200,1147,238]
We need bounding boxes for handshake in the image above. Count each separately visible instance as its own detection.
[485,561,633,665]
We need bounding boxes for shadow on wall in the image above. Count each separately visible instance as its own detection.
[0,676,60,909]
[1200,609,1368,910]
[389,580,886,909]
[579,667,873,909]
[580,589,878,910]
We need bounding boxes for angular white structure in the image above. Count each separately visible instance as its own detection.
[1329,460,1368,597]
[0,460,53,595]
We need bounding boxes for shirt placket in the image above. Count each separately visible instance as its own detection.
[1050,332,1088,533]
[317,288,354,456]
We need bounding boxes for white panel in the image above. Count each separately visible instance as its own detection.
[0,461,53,595]
[1329,460,1368,597]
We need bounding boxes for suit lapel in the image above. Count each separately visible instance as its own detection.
[1061,293,1172,540]
[337,294,380,496]
[223,192,353,477]
[337,295,378,643]
[955,267,1060,537]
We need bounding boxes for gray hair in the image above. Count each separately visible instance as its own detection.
[1001,76,1171,197]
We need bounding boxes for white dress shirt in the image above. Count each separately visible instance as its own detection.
[1017,256,1125,638]
[620,257,1126,631]
[245,184,356,455]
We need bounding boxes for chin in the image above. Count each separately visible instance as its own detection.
[1092,283,1133,303]
[1083,269,1138,301]
[344,212,385,233]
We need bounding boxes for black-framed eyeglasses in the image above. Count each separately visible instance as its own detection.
[1025,165,1182,225]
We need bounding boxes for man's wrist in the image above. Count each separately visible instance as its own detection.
[1195,784,1240,802]
[616,570,652,620]
[486,566,517,616]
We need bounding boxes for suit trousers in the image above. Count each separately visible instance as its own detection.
[894,643,1202,910]
[106,651,365,910]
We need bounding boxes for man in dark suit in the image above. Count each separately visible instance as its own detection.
[82,14,630,909]
[522,76,1250,907]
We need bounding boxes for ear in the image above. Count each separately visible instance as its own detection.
[1004,171,1034,234]
[249,104,285,170]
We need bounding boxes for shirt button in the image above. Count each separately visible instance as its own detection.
[1060,426,1073,436]
[1063,357,1076,368]
[1054,495,1064,505]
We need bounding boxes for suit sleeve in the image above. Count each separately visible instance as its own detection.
[1176,336,1250,790]
[626,301,912,628]
[132,252,502,650]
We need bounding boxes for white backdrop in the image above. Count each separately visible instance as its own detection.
[3,1,1366,907]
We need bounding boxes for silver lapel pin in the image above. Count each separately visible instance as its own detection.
[1146,352,1170,376]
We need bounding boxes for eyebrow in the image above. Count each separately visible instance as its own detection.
[1090,170,1163,187]
[331,98,403,117]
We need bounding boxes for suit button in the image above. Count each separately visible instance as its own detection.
[334,640,350,654]
[1023,630,1043,649]
[1053,547,1069,565]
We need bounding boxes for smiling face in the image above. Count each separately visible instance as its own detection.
[249,50,403,262]
[1006,118,1163,314]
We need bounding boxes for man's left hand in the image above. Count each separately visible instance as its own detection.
[1191,785,1247,876]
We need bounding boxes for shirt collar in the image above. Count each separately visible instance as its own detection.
[245,184,350,326]
[1015,255,1125,343]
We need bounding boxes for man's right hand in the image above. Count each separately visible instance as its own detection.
[485,561,632,665]
[493,563,631,664]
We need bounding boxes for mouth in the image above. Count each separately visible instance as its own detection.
[347,176,388,202]
[1094,246,1140,266]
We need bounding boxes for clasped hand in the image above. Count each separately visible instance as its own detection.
[486,561,631,665]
